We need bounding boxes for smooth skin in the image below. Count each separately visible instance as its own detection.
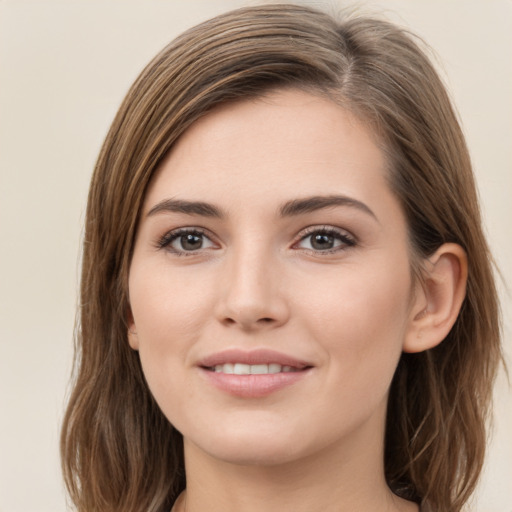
[128,89,467,512]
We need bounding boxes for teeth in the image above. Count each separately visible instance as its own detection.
[250,364,268,374]
[268,363,281,374]
[212,363,298,375]
[215,363,233,373]
[234,363,250,375]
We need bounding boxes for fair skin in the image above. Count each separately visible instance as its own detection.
[128,89,467,512]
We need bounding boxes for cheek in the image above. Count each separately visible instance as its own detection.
[130,261,210,338]
[128,269,215,429]
[128,265,213,386]
[303,258,411,392]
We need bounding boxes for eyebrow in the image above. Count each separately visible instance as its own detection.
[147,198,223,218]
[146,194,377,221]
[279,195,378,221]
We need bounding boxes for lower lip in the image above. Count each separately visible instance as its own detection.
[200,368,311,398]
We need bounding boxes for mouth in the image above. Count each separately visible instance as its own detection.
[206,363,303,375]
[198,349,313,398]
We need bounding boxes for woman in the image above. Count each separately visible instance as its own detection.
[60,4,502,512]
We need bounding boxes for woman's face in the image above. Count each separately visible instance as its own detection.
[128,89,420,466]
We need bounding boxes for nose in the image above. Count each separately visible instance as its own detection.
[215,246,290,331]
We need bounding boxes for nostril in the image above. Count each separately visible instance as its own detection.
[222,316,275,327]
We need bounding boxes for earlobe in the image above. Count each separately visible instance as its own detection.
[127,309,139,351]
[403,243,467,353]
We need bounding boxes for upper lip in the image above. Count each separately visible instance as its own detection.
[198,349,312,370]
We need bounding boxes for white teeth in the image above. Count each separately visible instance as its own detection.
[214,364,233,373]
[212,363,299,375]
[268,363,281,374]
[250,364,268,374]
[234,363,251,375]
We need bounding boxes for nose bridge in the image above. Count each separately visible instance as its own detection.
[216,235,288,329]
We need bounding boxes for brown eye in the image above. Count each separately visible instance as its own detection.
[310,233,335,250]
[159,228,216,254]
[179,233,204,251]
[296,227,356,253]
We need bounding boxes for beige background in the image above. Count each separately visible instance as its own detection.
[0,1,510,511]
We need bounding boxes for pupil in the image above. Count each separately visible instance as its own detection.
[181,234,202,250]
[312,233,334,250]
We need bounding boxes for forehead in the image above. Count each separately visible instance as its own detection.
[144,89,390,212]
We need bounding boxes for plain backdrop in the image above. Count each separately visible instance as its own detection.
[0,1,510,511]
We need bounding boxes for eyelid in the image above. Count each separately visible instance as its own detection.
[155,224,356,255]
[292,225,357,252]
[156,226,219,254]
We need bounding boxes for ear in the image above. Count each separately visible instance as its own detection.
[403,243,467,353]
[127,308,139,351]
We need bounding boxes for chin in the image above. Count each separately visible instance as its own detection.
[185,421,311,467]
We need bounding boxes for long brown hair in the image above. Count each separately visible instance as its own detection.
[61,4,502,511]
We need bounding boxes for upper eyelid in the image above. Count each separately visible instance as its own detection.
[295,224,356,240]
[157,226,217,249]
[291,225,357,251]
[163,226,213,237]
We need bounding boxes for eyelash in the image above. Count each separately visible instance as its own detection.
[156,228,217,256]
[156,226,357,256]
[293,226,357,254]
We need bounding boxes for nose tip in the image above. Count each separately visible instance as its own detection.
[215,260,290,330]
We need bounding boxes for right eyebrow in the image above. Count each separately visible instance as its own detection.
[146,198,224,218]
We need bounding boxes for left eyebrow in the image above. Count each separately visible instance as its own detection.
[279,195,378,222]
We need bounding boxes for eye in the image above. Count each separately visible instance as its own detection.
[158,228,217,254]
[295,227,356,253]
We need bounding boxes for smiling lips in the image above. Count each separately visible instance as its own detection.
[199,349,312,398]
[212,363,300,374]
